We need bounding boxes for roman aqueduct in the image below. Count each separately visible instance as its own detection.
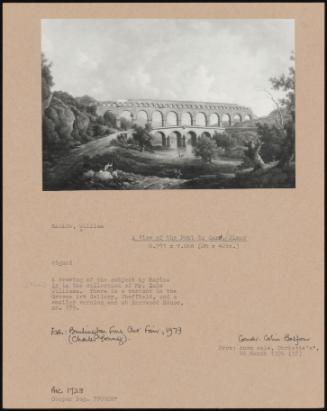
[96,99,255,149]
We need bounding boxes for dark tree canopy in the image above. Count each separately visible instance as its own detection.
[131,125,153,151]
[41,54,54,108]
[268,52,295,163]
[194,136,218,163]
[213,132,234,151]
[103,111,117,128]
[120,117,133,131]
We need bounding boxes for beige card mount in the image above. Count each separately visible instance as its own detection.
[3,2,325,409]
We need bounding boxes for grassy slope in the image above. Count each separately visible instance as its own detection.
[109,149,240,178]
[45,127,295,190]
[45,131,241,188]
[45,131,122,187]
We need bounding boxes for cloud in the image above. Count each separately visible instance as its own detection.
[42,19,294,116]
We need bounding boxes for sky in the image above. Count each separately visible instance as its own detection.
[42,19,294,117]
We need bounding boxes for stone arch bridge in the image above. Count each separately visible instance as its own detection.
[96,99,254,150]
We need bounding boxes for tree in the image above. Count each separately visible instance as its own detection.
[120,117,133,131]
[213,131,234,152]
[268,52,295,164]
[53,90,80,108]
[231,135,266,170]
[193,136,218,163]
[242,52,295,169]
[87,105,98,116]
[270,52,295,123]
[243,139,266,170]
[256,123,285,162]
[42,55,62,156]
[131,125,153,151]
[103,111,117,128]
[41,54,54,109]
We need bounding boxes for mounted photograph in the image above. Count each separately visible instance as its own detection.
[42,19,295,190]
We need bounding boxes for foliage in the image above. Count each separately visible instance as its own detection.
[267,52,295,164]
[75,95,98,106]
[256,123,285,162]
[103,111,117,128]
[213,131,234,153]
[41,54,54,108]
[86,105,98,116]
[120,117,133,130]
[270,52,295,122]
[131,125,153,151]
[281,120,295,163]
[42,54,118,161]
[193,136,218,163]
[53,91,81,108]
[237,52,295,168]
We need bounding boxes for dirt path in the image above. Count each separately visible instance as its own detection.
[48,130,132,185]
[70,130,129,158]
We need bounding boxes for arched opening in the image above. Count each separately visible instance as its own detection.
[209,113,220,126]
[120,110,133,121]
[196,112,207,126]
[166,111,178,126]
[201,131,212,139]
[136,110,148,127]
[243,114,252,121]
[153,131,166,147]
[233,114,242,124]
[221,113,231,127]
[181,112,192,126]
[185,131,197,147]
[120,110,134,130]
[167,131,182,149]
[151,110,164,127]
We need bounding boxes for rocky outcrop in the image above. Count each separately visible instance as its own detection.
[43,92,113,149]
[43,96,75,146]
[71,106,91,142]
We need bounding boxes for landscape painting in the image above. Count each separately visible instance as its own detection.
[42,19,295,190]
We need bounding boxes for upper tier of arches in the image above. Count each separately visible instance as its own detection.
[102,108,252,127]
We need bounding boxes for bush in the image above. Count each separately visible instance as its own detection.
[131,125,153,151]
[120,117,133,130]
[103,111,117,128]
[193,136,218,163]
[256,123,286,162]
[213,132,234,152]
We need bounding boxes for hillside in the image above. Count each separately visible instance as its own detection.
[43,91,117,159]
[75,95,99,106]
[234,107,291,128]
